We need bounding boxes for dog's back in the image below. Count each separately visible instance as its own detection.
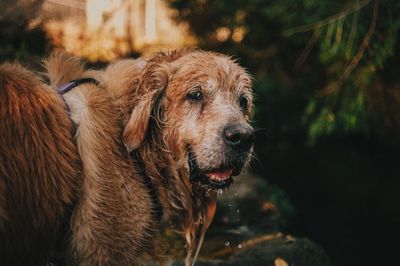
[0,63,82,264]
[43,53,156,265]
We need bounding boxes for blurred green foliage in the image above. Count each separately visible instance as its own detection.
[170,0,400,144]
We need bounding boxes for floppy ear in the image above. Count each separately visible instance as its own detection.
[123,62,170,151]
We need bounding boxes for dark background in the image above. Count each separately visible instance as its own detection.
[168,1,400,265]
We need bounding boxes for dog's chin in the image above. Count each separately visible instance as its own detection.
[188,150,241,190]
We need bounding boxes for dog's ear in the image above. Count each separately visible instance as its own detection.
[123,62,170,151]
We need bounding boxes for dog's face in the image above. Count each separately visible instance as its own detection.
[124,50,253,190]
[163,53,254,189]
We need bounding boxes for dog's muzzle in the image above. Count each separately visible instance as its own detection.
[187,124,254,190]
[188,149,234,190]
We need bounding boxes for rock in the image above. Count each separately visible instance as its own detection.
[172,234,330,266]
[221,235,331,266]
[168,175,330,266]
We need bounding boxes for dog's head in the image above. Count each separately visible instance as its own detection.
[124,49,254,190]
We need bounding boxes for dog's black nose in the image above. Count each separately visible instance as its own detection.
[223,124,254,150]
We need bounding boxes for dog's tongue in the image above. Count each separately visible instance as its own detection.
[206,168,233,181]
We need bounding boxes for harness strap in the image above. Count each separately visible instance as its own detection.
[57,78,100,94]
[57,78,100,134]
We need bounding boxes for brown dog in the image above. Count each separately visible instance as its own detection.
[0,49,254,265]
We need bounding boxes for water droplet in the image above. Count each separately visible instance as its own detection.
[237,244,242,249]
[218,189,223,195]
[224,241,230,246]
[228,203,232,207]
[236,209,240,213]
[234,192,238,197]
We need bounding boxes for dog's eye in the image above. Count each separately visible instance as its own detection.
[186,90,203,102]
[239,95,248,110]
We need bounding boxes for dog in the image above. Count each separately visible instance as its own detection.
[0,49,254,265]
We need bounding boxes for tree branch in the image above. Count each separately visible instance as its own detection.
[284,0,371,36]
[322,0,378,95]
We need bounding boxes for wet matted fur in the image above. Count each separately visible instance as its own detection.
[44,54,156,265]
[100,48,254,264]
[0,49,254,265]
[0,57,156,265]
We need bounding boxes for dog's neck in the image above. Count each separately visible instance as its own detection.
[135,133,198,226]
[135,130,219,265]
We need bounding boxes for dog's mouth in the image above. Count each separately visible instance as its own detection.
[188,149,237,190]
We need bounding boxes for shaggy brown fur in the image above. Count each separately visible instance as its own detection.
[100,48,254,264]
[0,49,253,265]
[0,56,156,265]
[0,63,82,264]
[44,53,156,265]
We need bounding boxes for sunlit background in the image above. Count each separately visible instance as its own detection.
[23,0,191,60]
[1,0,400,265]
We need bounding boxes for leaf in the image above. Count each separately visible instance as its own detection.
[274,257,289,266]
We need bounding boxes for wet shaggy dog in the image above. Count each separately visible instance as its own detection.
[0,57,154,265]
[0,49,254,265]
